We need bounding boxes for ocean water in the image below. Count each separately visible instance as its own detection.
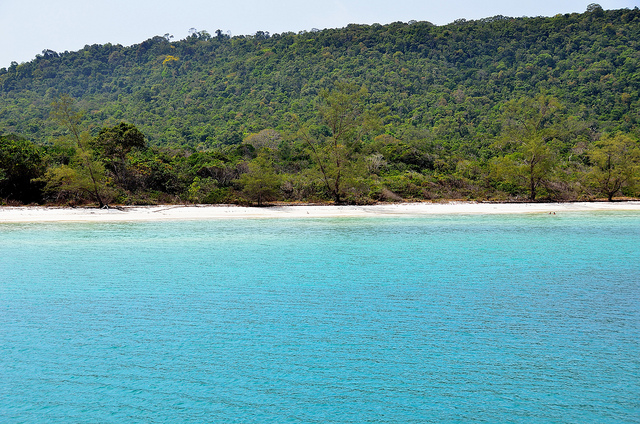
[1,212,639,423]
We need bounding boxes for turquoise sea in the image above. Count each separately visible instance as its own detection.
[1,212,639,423]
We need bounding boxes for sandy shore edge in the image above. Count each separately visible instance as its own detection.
[1,201,640,223]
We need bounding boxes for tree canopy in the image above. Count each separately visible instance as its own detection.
[1,6,639,205]
[0,7,638,148]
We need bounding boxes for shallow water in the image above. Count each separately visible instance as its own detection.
[1,212,639,423]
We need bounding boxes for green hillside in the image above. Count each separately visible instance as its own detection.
[1,5,639,205]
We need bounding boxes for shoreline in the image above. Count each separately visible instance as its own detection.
[1,201,640,223]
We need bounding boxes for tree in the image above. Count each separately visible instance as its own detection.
[0,134,44,203]
[237,153,281,206]
[493,95,563,201]
[93,122,146,189]
[586,133,640,201]
[244,129,282,150]
[40,160,110,205]
[586,3,603,13]
[48,95,110,207]
[301,82,374,203]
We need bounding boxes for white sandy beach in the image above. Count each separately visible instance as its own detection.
[1,201,640,223]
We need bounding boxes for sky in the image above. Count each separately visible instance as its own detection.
[1,0,638,69]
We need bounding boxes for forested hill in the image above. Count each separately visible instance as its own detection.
[1,6,639,147]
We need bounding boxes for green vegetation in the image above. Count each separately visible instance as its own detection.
[585,133,640,200]
[0,134,44,203]
[1,6,639,205]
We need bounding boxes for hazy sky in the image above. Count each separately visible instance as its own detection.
[1,0,638,69]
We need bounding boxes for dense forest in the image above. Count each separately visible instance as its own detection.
[1,4,639,205]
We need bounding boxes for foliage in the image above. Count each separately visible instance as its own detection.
[585,133,640,200]
[491,95,567,200]
[1,7,640,205]
[237,153,281,205]
[40,161,112,205]
[0,134,44,203]
[301,82,374,203]
[1,8,638,148]
[47,95,111,206]
[93,122,145,188]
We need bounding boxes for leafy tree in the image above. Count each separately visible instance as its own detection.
[186,176,220,204]
[237,153,281,206]
[93,122,146,189]
[586,133,640,201]
[0,134,44,203]
[244,129,282,150]
[490,141,554,200]
[493,95,564,201]
[48,95,110,207]
[40,159,110,205]
[302,82,374,203]
[586,3,604,13]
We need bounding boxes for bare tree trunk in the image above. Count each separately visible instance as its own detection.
[529,161,536,201]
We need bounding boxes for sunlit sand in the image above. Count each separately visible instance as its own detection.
[1,201,640,223]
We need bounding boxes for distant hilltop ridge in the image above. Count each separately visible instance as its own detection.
[1,6,637,147]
